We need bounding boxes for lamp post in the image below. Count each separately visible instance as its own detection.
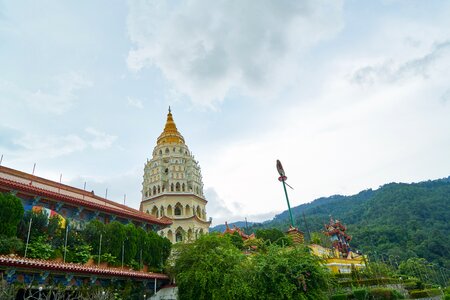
[276,160,295,228]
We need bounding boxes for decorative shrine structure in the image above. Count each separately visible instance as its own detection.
[223,222,255,240]
[309,217,366,274]
[0,165,171,293]
[140,108,211,243]
[324,217,352,258]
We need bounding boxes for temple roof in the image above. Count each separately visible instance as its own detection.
[0,255,168,280]
[0,165,172,226]
[157,107,185,145]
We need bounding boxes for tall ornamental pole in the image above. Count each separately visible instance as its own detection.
[276,160,295,228]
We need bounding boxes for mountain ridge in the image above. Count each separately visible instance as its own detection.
[211,176,450,268]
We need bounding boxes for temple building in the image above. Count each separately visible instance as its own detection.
[140,108,211,243]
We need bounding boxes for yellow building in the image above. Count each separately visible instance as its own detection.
[140,108,211,243]
[309,244,366,274]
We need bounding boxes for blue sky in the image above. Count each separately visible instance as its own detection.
[1,1,450,225]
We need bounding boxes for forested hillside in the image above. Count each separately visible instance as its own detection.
[215,177,450,268]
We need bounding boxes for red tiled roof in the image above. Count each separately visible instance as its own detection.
[0,255,169,280]
[0,166,171,226]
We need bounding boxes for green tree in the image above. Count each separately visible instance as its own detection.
[250,245,331,300]
[255,228,292,246]
[172,233,246,300]
[172,233,331,300]
[0,192,24,237]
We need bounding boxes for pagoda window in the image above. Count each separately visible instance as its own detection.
[167,230,173,242]
[159,150,162,155]
[176,182,181,192]
[153,186,157,195]
[160,206,164,216]
[196,206,201,217]
[176,231,183,242]
[165,168,168,175]
[151,206,159,217]
[165,148,169,154]
[185,205,191,216]
[182,183,185,192]
[174,204,182,216]
[158,185,161,193]
[167,205,173,216]
[171,183,174,192]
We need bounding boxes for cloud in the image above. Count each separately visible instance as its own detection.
[85,128,117,150]
[0,72,92,115]
[127,96,144,109]
[0,128,117,164]
[352,40,450,85]
[205,187,282,225]
[204,187,232,223]
[126,0,343,107]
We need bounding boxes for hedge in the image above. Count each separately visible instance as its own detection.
[409,288,443,299]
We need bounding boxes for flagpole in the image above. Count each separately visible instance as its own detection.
[98,233,102,265]
[63,224,69,263]
[30,163,36,185]
[0,154,3,166]
[59,174,62,193]
[24,217,33,258]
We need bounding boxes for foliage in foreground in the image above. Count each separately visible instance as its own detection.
[0,192,24,237]
[171,233,331,300]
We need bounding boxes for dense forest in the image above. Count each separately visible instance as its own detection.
[213,177,450,268]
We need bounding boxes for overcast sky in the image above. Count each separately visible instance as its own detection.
[1,1,449,226]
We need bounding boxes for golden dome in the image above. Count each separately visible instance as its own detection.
[157,107,185,145]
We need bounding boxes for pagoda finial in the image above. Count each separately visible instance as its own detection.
[157,108,185,145]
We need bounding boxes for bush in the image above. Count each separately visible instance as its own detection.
[444,293,450,300]
[403,280,419,290]
[26,236,54,259]
[369,287,404,299]
[67,245,92,264]
[409,288,443,299]
[0,235,24,255]
[0,192,24,237]
[353,288,368,300]
[330,293,349,300]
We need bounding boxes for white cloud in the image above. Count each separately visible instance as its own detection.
[126,0,343,107]
[202,33,450,222]
[13,134,88,159]
[0,72,92,115]
[85,127,118,150]
[127,96,144,109]
[4,128,117,164]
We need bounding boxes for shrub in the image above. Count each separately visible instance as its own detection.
[0,235,24,255]
[26,236,54,259]
[409,288,443,299]
[444,293,450,300]
[67,245,92,264]
[330,294,349,300]
[353,288,368,300]
[369,287,404,299]
[0,192,24,237]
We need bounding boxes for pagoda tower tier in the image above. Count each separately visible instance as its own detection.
[140,108,211,243]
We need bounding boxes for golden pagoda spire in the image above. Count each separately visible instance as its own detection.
[157,107,185,145]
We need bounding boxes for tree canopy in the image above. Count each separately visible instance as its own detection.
[171,233,331,300]
[0,192,24,237]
